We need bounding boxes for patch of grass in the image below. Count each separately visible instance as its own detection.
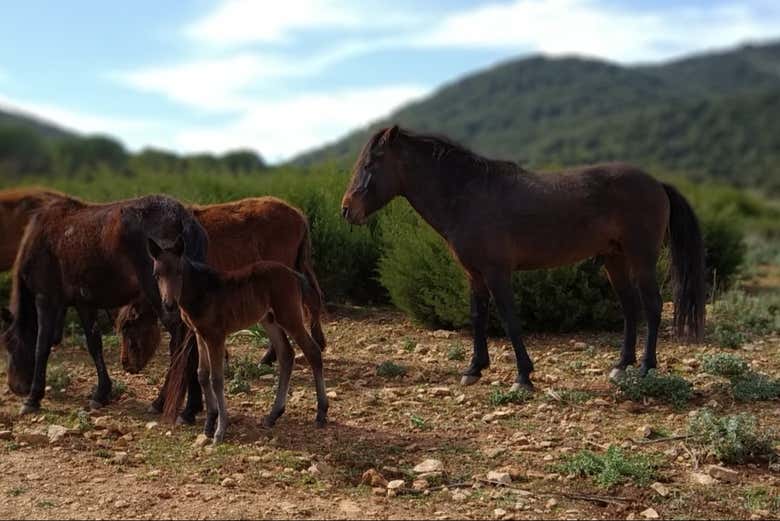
[743,487,780,512]
[246,324,268,345]
[36,499,56,508]
[46,365,70,395]
[710,290,780,348]
[94,449,112,459]
[557,445,659,488]
[701,353,750,378]
[72,410,93,432]
[546,388,594,405]
[110,380,127,400]
[410,414,430,430]
[102,335,120,349]
[402,338,416,352]
[488,388,533,406]
[227,378,251,395]
[376,361,407,378]
[225,355,275,394]
[730,372,780,401]
[611,367,693,408]
[447,344,465,361]
[7,486,26,497]
[688,409,776,464]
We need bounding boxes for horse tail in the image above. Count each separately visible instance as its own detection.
[663,183,706,341]
[161,328,196,422]
[295,219,326,350]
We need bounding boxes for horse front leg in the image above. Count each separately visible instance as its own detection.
[461,275,490,386]
[77,307,112,409]
[485,271,535,392]
[21,296,63,414]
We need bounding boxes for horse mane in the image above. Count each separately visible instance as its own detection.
[366,126,532,177]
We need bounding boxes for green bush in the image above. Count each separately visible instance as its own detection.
[701,353,750,378]
[488,388,533,406]
[557,446,659,488]
[709,290,780,348]
[688,409,775,464]
[376,361,407,378]
[611,367,693,408]
[730,373,780,402]
[698,212,746,289]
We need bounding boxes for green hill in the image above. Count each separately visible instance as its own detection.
[294,42,780,193]
[0,107,76,141]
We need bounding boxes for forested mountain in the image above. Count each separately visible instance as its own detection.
[295,42,780,193]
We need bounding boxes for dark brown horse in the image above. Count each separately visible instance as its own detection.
[0,187,71,272]
[1,194,208,416]
[116,197,326,415]
[341,126,705,391]
[150,237,328,442]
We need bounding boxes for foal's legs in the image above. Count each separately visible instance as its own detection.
[263,325,295,428]
[77,306,112,409]
[461,274,491,385]
[196,334,219,438]
[485,270,535,391]
[205,335,228,443]
[635,264,662,375]
[258,321,282,366]
[21,296,64,414]
[287,326,329,427]
[604,255,640,380]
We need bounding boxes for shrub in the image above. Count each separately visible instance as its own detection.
[447,344,466,361]
[488,388,533,406]
[46,365,71,395]
[557,446,659,488]
[701,353,749,378]
[110,380,127,400]
[376,361,407,378]
[611,367,693,408]
[730,373,780,402]
[699,212,746,290]
[709,290,780,348]
[225,355,274,394]
[688,409,775,464]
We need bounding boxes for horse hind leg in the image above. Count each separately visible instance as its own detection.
[77,306,113,410]
[263,325,294,428]
[207,337,229,444]
[603,255,640,381]
[287,325,329,428]
[635,264,662,376]
[196,335,219,438]
[21,296,64,415]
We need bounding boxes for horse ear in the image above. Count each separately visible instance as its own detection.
[171,235,185,257]
[382,125,399,145]
[147,238,162,259]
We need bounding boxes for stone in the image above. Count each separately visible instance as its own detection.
[690,472,717,486]
[451,489,469,501]
[145,421,158,430]
[546,498,558,509]
[486,470,512,485]
[326,390,338,399]
[432,330,454,339]
[221,477,236,488]
[454,394,466,404]
[111,451,129,464]
[641,507,659,519]
[413,459,443,474]
[637,425,653,439]
[494,508,507,519]
[47,424,69,444]
[15,430,48,446]
[193,434,210,448]
[707,465,739,483]
[387,479,405,490]
[650,482,670,497]
[361,468,388,488]
[573,341,587,349]
[307,462,333,476]
[412,479,429,491]
[430,387,451,397]
[484,447,506,458]
[0,430,12,440]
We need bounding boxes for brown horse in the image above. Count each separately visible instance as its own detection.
[1,194,208,416]
[150,236,328,443]
[0,187,71,272]
[116,197,326,415]
[341,126,706,392]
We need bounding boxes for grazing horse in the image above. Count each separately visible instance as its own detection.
[0,187,71,272]
[341,126,705,392]
[116,197,326,415]
[1,195,208,416]
[150,236,328,443]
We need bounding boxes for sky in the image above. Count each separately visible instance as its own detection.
[0,0,778,163]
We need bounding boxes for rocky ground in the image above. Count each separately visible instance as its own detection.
[0,304,779,520]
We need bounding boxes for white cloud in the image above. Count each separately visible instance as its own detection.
[172,84,429,161]
[185,0,412,47]
[416,0,780,63]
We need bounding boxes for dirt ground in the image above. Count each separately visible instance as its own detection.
[1,303,778,520]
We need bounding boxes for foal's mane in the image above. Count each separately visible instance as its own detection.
[366,126,531,177]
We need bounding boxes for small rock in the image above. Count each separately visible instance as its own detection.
[326,390,338,399]
[707,465,739,483]
[193,434,210,448]
[413,459,443,474]
[641,507,659,519]
[307,462,333,476]
[650,482,670,497]
[113,499,128,509]
[111,451,128,464]
[432,330,454,339]
[47,424,69,444]
[387,479,405,490]
[573,341,587,349]
[451,489,469,501]
[546,498,558,509]
[637,425,653,439]
[0,430,12,440]
[454,394,466,404]
[486,470,512,485]
[361,468,388,488]
[494,508,507,519]
[412,479,429,491]
[145,421,158,430]
[221,477,236,488]
[484,447,506,458]
[430,387,450,397]
[690,472,717,485]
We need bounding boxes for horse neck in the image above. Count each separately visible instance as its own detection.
[179,259,217,314]
[397,148,462,240]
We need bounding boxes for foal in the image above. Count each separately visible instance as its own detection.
[149,236,328,443]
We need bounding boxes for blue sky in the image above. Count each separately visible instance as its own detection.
[0,0,778,162]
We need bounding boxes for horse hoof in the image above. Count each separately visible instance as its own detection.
[460,375,481,386]
[609,367,626,382]
[176,414,196,426]
[89,399,106,411]
[19,403,39,415]
[262,416,276,429]
[510,382,534,393]
[315,417,327,428]
[147,402,163,415]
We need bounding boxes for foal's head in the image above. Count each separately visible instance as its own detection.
[116,302,161,374]
[341,125,404,224]
[148,235,186,313]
